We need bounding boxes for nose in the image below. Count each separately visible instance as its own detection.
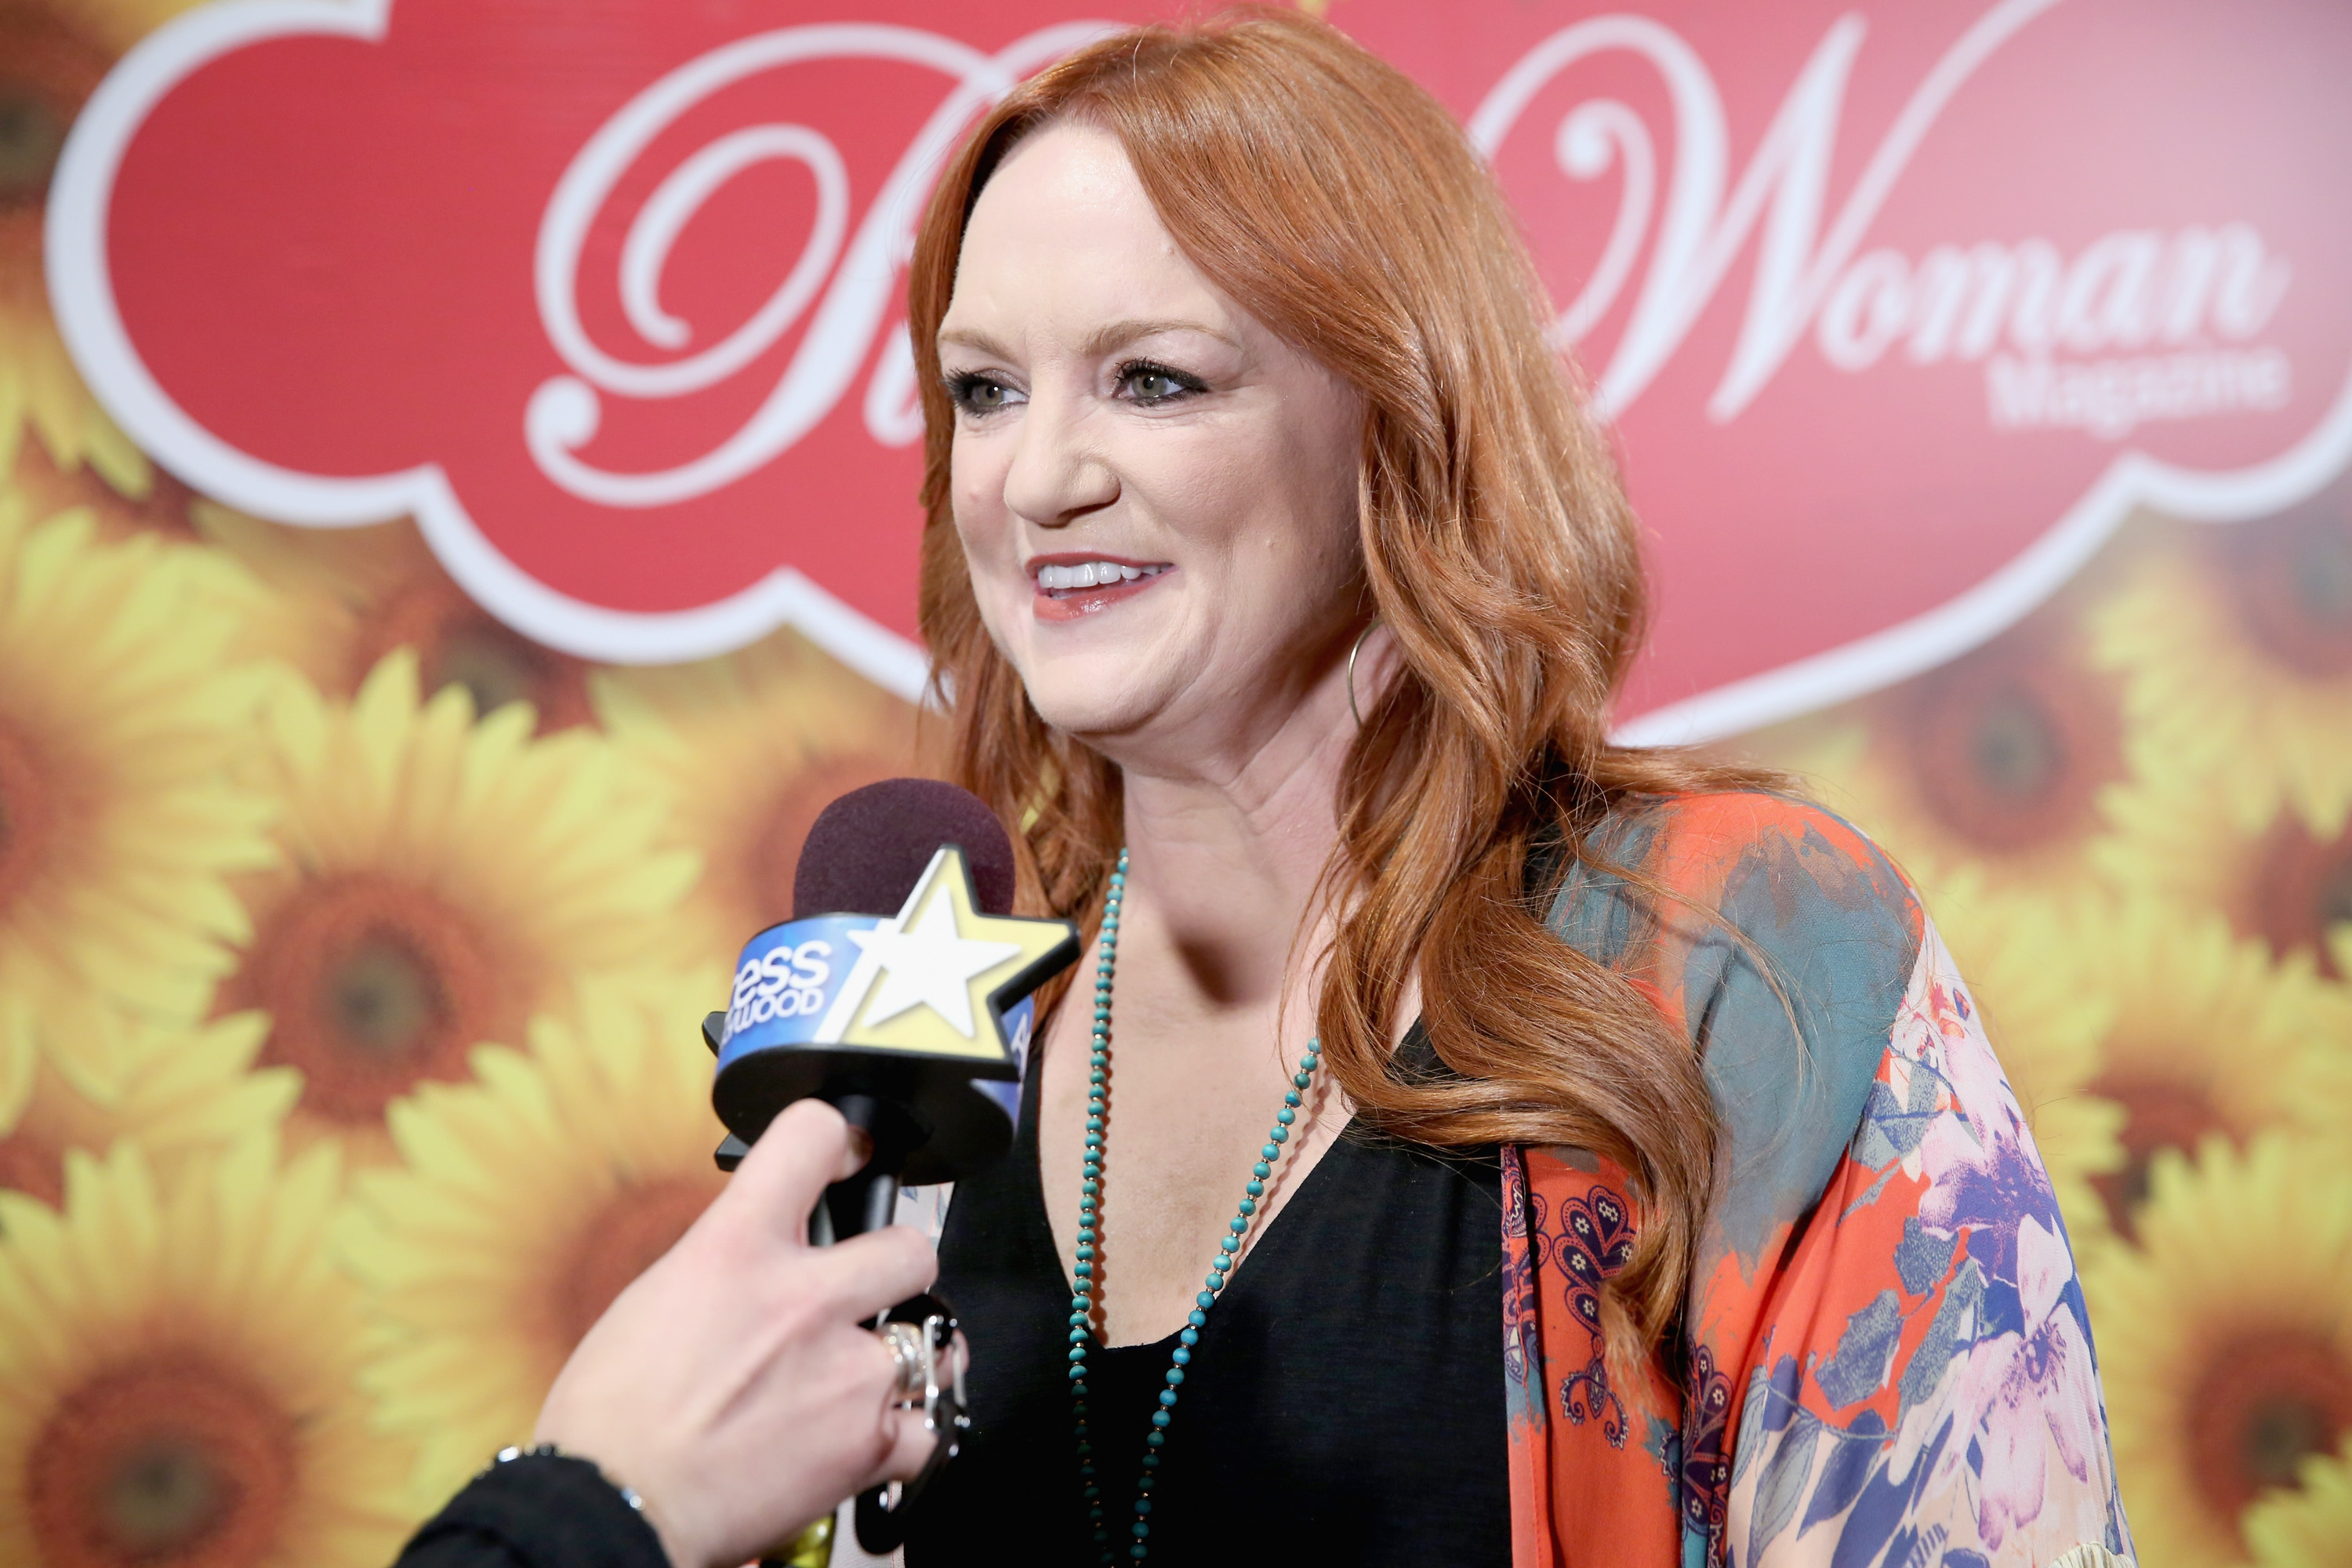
[1000,380,1117,529]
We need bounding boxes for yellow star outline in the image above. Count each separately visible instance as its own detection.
[819,846,1076,1065]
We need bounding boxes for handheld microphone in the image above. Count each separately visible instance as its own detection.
[703,777,1076,1224]
[699,779,1078,1556]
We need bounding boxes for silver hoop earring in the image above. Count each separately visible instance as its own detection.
[1345,619,1382,728]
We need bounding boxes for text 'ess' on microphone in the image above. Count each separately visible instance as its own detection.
[699,777,1078,1239]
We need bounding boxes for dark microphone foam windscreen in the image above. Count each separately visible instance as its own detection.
[791,778,1018,920]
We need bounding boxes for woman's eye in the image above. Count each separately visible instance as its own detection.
[1118,361,1204,406]
[948,373,1021,416]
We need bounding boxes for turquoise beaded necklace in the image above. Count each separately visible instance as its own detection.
[1065,848,1323,1564]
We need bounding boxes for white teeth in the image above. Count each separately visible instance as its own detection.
[1036,561,1167,590]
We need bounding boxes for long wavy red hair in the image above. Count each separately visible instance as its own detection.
[908,7,1778,1353]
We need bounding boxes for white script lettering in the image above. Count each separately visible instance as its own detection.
[1468,0,2295,434]
[528,21,1111,508]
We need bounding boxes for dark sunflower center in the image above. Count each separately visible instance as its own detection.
[427,619,574,728]
[0,80,65,208]
[1965,685,2063,802]
[2241,1397,2338,1490]
[358,583,592,732]
[2251,816,2352,981]
[2292,525,2352,631]
[0,10,105,214]
[2328,862,2352,931]
[100,1436,229,1557]
[1902,634,2122,854]
[555,1177,723,1351]
[233,873,503,1123]
[2083,1073,2228,1238]
[2226,486,2352,677]
[29,1351,296,1568]
[325,935,445,1058]
[2188,1329,2352,1523]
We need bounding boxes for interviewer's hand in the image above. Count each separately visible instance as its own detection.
[534,1099,941,1568]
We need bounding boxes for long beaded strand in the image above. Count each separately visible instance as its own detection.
[1066,848,1324,1563]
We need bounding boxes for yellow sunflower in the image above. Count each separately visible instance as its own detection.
[0,482,277,1115]
[0,1010,296,1207]
[2100,759,2352,984]
[216,650,697,1167]
[0,1136,417,1566]
[0,0,210,497]
[10,434,201,546]
[1741,601,2136,908]
[595,630,931,960]
[339,966,731,1507]
[2089,490,2352,840]
[2245,1449,2352,1568]
[1925,872,2125,1255]
[10,447,302,710]
[2084,1134,2352,1568]
[2040,892,2350,1240]
[193,504,601,731]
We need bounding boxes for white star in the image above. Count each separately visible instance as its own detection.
[846,889,1022,1038]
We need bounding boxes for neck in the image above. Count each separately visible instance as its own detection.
[1109,654,1362,1013]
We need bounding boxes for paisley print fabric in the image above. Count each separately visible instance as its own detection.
[1502,793,2132,1568]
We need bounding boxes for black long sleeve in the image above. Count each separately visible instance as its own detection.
[394,1452,671,1568]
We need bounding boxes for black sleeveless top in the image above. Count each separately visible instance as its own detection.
[906,1027,1509,1565]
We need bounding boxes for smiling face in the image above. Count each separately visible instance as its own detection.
[936,122,1367,772]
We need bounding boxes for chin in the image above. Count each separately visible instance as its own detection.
[1022,681,1156,742]
[1012,644,1176,735]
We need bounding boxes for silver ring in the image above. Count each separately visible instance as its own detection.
[880,1322,926,1402]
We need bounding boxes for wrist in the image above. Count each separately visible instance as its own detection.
[492,1443,701,1568]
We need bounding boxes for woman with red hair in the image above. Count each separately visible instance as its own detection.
[903,9,2131,1568]
[392,10,2132,1567]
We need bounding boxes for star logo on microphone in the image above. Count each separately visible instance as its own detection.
[814,845,1075,1065]
[848,887,1020,1036]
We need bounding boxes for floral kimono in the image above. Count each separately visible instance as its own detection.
[1504,794,2134,1568]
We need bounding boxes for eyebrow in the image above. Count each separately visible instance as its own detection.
[935,325,1017,360]
[935,318,1240,361]
[1080,318,1236,358]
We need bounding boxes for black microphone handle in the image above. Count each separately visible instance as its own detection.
[819,1090,968,1559]
[822,1091,916,1246]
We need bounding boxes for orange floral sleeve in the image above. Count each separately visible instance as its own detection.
[1504,794,2133,1568]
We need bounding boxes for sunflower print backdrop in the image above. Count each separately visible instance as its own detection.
[2,2,2350,1563]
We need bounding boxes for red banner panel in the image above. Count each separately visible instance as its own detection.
[45,0,2352,730]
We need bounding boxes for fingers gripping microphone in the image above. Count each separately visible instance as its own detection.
[699,779,1077,1556]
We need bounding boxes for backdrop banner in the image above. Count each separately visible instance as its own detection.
[44,0,2352,731]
